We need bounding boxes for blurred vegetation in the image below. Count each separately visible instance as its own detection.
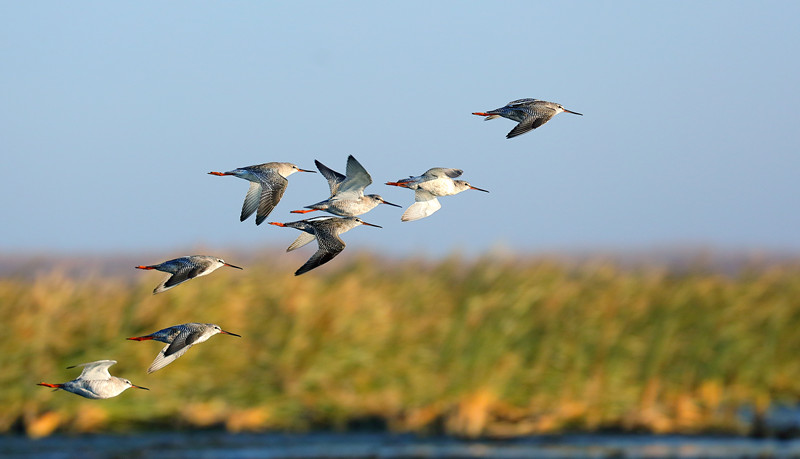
[3,252,800,438]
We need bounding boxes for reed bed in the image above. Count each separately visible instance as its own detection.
[3,253,800,437]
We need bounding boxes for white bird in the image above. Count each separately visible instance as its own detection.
[127,323,241,373]
[209,162,315,225]
[37,360,148,399]
[385,168,488,221]
[135,255,243,294]
[291,155,401,217]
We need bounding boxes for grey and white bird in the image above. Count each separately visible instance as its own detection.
[136,255,243,294]
[127,323,241,373]
[269,216,381,275]
[209,162,315,224]
[291,155,401,217]
[385,168,488,222]
[37,360,148,399]
[473,98,582,138]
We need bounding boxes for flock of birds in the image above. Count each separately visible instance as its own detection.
[37,98,582,399]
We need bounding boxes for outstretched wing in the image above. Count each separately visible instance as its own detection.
[68,360,117,380]
[336,155,372,197]
[294,227,345,276]
[240,182,262,222]
[423,168,463,180]
[506,116,551,139]
[253,169,289,225]
[147,329,203,373]
[154,265,203,294]
[401,190,442,222]
[315,159,346,196]
[287,232,317,252]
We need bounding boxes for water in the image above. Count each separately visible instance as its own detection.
[3,432,800,459]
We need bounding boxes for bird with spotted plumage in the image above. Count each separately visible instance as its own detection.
[473,98,582,138]
[209,162,315,225]
[135,255,243,294]
[127,323,241,373]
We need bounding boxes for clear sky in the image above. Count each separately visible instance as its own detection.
[2,2,799,257]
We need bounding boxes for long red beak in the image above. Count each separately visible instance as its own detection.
[268,222,285,227]
[135,266,155,270]
[221,329,242,337]
[131,384,150,390]
[469,186,489,193]
[472,112,490,116]
[385,181,410,188]
[224,263,243,270]
[563,108,583,116]
[298,169,316,173]
[360,221,382,228]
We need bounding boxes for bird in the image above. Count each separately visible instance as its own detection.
[37,360,148,399]
[472,98,582,138]
[290,155,401,217]
[385,168,488,222]
[268,216,381,275]
[135,255,243,294]
[127,323,241,373]
[209,162,315,225]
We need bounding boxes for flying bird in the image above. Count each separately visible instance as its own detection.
[127,323,241,373]
[209,162,315,224]
[269,216,381,275]
[291,155,400,216]
[136,255,243,294]
[37,360,148,399]
[386,168,488,222]
[472,98,582,138]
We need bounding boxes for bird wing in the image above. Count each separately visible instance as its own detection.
[240,181,262,222]
[253,169,289,225]
[154,264,204,294]
[315,159,346,196]
[146,329,202,373]
[401,190,442,222]
[424,168,463,179]
[337,155,372,196]
[69,360,117,380]
[507,98,538,106]
[294,226,346,275]
[506,114,552,139]
[287,232,317,252]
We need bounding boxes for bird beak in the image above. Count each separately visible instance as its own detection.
[224,263,243,270]
[469,186,490,193]
[360,221,382,228]
[298,169,316,173]
[220,329,242,337]
[131,384,150,390]
[380,199,402,208]
[268,222,286,227]
[385,181,410,188]
[563,108,583,116]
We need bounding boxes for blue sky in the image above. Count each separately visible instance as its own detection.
[2,2,799,257]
